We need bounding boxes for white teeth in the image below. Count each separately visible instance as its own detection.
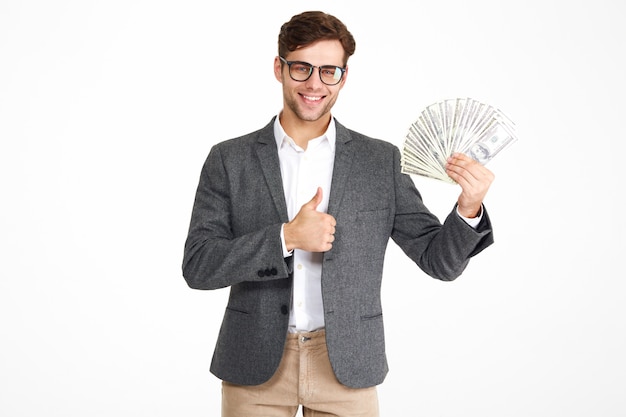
[303,95,322,101]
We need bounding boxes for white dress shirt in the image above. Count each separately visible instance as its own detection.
[274,116,482,332]
[274,116,335,332]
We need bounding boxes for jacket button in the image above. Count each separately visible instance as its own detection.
[257,270,265,277]
[264,268,271,276]
[280,305,289,315]
[270,267,278,275]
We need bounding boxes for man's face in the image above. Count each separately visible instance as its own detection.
[274,40,347,124]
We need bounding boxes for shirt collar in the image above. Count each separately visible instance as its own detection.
[273,114,336,152]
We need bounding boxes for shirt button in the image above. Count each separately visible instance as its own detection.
[297,264,303,270]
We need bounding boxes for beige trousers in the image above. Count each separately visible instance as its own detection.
[221,330,379,417]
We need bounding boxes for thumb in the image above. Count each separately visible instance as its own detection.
[304,187,323,210]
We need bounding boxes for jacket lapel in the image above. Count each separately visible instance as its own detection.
[327,120,354,217]
[255,118,290,223]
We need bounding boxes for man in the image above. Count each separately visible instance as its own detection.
[182,10,494,417]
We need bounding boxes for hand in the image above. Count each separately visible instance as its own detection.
[283,187,336,252]
[446,153,495,218]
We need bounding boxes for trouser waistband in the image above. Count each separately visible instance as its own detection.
[286,329,326,346]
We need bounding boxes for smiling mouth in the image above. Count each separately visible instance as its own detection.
[301,94,324,102]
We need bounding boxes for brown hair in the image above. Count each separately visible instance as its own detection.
[278,11,356,66]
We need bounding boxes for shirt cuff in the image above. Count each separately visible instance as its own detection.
[457,205,483,229]
[280,224,293,257]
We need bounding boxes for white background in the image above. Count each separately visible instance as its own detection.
[1,0,624,416]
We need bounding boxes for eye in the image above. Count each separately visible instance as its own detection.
[292,63,311,74]
[320,67,339,77]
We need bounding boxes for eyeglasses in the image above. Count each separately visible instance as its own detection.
[279,56,346,86]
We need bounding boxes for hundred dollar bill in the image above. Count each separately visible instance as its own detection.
[463,119,518,164]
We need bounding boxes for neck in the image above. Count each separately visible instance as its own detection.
[279,112,331,150]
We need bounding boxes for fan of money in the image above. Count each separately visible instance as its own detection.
[401,98,518,183]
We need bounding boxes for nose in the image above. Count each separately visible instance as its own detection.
[303,69,324,88]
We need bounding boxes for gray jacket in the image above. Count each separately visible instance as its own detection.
[182,117,493,388]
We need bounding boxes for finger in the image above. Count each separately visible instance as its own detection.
[446,162,479,186]
[303,187,323,210]
[447,153,475,170]
[447,154,489,183]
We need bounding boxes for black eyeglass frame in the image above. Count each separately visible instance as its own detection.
[279,56,346,86]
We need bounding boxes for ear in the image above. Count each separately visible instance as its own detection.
[274,56,283,83]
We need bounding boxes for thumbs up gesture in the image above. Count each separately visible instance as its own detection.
[283,187,337,253]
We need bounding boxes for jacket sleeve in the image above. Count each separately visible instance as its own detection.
[390,146,494,281]
[181,145,292,290]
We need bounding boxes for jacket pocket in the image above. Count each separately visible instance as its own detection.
[356,208,390,222]
[360,312,383,321]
